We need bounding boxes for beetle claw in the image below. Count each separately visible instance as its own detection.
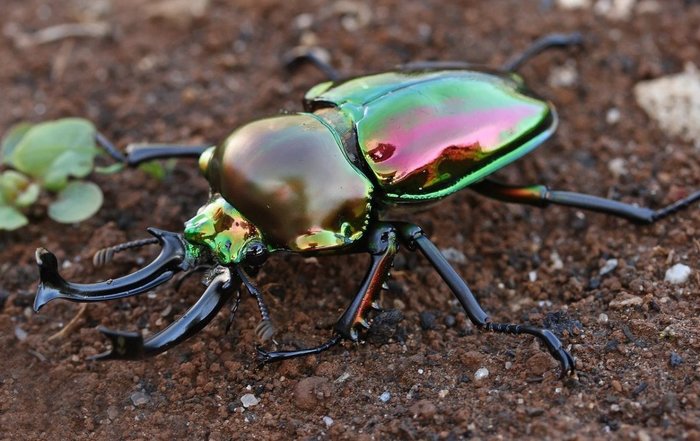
[538,329,576,378]
[255,346,274,364]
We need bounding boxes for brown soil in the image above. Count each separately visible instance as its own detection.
[2,1,700,439]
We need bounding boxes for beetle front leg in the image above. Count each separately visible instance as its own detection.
[471,178,700,225]
[394,222,575,378]
[94,131,212,167]
[256,223,398,363]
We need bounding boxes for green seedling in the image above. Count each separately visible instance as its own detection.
[0,118,104,230]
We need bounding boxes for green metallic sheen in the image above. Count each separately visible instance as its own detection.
[184,196,262,264]
[203,114,373,253]
[305,70,556,202]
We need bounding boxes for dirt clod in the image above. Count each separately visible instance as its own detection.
[293,376,331,411]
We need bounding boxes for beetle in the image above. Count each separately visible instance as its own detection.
[34,33,700,377]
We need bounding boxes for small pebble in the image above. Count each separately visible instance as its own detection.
[379,391,391,403]
[528,271,537,282]
[240,393,259,408]
[107,406,119,420]
[669,352,683,368]
[440,247,466,263]
[550,252,564,270]
[599,258,618,276]
[443,314,456,328]
[598,313,609,324]
[664,263,691,285]
[606,108,621,125]
[438,389,449,399]
[419,311,437,330]
[474,367,489,381]
[410,400,437,420]
[322,416,334,428]
[130,391,150,407]
[608,158,627,177]
[14,326,28,341]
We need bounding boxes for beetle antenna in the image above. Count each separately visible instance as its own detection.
[235,266,276,342]
[92,237,160,267]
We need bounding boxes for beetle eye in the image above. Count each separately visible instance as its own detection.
[244,241,268,266]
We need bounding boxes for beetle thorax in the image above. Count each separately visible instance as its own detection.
[200,114,374,253]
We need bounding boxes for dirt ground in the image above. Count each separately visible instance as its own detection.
[1,0,700,439]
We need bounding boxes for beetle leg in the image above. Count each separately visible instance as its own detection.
[471,178,700,225]
[394,222,575,378]
[282,46,340,82]
[256,223,398,364]
[94,131,212,167]
[502,32,583,72]
[90,266,237,360]
[400,33,583,73]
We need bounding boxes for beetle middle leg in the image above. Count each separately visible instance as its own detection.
[256,223,398,363]
[471,178,700,225]
[394,222,575,378]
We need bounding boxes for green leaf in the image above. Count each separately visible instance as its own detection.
[9,118,98,182]
[43,150,96,191]
[1,122,33,165]
[0,206,28,230]
[48,181,103,224]
[95,163,125,174]
[15,182,40,207]
[0,170,32,204]
[138,161,166,181]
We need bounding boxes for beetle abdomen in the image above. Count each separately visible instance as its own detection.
[306,70,556,202]
[205,114,373,252]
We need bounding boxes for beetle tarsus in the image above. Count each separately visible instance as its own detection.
[485,323,575,378]
[255,334,342,364]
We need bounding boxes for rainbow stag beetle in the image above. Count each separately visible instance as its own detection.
[34,33,700,377]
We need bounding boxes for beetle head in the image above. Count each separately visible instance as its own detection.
[184,196,269,267]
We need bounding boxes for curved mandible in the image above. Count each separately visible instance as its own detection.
[34,228,189,311]
[90,266,238,360]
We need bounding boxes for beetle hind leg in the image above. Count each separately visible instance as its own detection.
[471,179,700,225]
[395,222,575,378]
